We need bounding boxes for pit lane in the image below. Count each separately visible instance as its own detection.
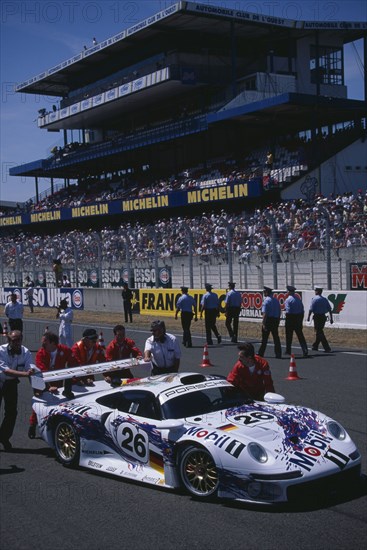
[1,319,366,550]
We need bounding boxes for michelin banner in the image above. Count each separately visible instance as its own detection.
[0,181,261,228]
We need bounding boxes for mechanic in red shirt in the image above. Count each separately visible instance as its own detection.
[227,342,275,401]
[71,328,105,386]
[28,331,77,438]
[104,324,142,385]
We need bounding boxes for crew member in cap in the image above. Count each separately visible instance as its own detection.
[56,298,74,348]
[200,284,222,345]
[258,286,282,359]
[71,328,105,385]
[175,287,197,348]
[144,320,181,375]
[284,286,308,357]
[224,282,242,343]
[307,287,333,353]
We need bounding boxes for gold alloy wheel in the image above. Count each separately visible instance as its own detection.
[180,447,219,497]
[55,421,79,464]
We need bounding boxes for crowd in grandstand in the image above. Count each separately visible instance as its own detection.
[2,123,363,219]
[1,189,366,269]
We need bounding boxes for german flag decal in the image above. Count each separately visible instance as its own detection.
[150,450,164,473]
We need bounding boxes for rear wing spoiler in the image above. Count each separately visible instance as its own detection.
[31,359,152,391]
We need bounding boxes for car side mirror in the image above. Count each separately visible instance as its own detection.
[264,392,285,404]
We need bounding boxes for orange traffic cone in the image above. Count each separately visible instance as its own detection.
[2,321,8,335]
[285,353,301,380]
[200,344,213,367]
[99,331,105,348]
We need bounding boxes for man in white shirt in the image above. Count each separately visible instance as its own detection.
[144,320,181,376]
[4,293,24,332]
[0,331,34,451]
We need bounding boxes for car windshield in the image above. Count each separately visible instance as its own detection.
[160,386,253,419]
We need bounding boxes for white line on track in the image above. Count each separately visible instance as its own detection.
[340,351,367,356]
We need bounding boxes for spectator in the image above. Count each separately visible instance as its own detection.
[227,342,275,400]
[24,275,35,313]
[56,298,74,347]
[104,324,142,385]
[265,151,273,169]
[52,259,63,287]
[144,320,181,375]
[61,275,72,287]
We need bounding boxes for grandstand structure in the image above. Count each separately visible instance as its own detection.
[2,2,367,289]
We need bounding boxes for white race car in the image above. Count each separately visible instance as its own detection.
[31,362,361,504]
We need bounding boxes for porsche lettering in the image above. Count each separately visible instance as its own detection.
[163,380,224,398]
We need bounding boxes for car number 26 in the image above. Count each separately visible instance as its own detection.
[116,422,149,463]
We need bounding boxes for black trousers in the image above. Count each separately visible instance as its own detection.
[225,307,241,340]
[123,301,133,323]
[204,309,220,344]
[312,314,331,351]
[181,311,194,346]
[9,318,23,332]
[258,317,281,358]
[0,379,19,442]
[285,313,308,353]
[28,296,34,313]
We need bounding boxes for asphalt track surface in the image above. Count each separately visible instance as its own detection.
[1,320,366,550]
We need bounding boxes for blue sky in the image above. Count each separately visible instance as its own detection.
[1,0,366,204]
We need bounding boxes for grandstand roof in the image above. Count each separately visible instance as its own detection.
[16,1,366,97]
[10,1,367,189]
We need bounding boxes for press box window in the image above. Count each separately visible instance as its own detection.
[310,45,343,85]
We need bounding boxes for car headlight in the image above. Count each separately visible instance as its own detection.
[327,421,346,441]
[248,442,268,463]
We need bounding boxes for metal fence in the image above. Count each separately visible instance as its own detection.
[1,229,365,291]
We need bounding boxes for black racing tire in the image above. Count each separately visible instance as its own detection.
[179,446,219,498]
[54,420,80,467]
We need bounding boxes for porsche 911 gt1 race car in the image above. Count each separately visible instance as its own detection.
[31,361,361,504]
